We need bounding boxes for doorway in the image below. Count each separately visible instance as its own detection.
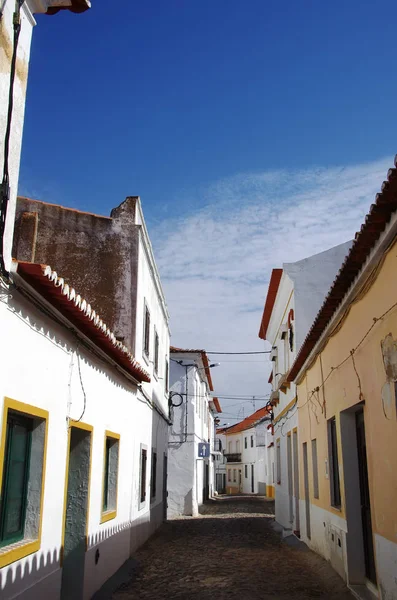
[287,433,293,524]
[203,462,209,501]
[238,469,242,492]
[163,453,168,521]
[292,429,300,534]
[61,423,92,600]
[356,410,376,584]
[251,464,255,493]
[302,442,311,539]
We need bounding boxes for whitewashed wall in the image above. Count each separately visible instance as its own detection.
[0,284,168,600]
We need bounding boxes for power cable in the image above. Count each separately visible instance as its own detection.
[206,351,271,355]
[275,297,397,432]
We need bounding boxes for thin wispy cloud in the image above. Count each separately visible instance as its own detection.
[152,156,392,422]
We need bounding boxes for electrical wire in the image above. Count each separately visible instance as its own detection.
[72,350,87,423]
[206,351,271,355]
[275,297,397,431]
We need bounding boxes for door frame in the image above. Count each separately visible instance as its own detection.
[61,420,93,565]
[292,428,300,535]
[340,404,377,587]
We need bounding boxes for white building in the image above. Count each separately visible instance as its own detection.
[224,407,272,495]
[4,194,171,600]
[0,259,170,600]
[167,348,221,517]
[258,242,352,536]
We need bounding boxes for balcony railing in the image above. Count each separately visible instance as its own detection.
[224,453,241,463]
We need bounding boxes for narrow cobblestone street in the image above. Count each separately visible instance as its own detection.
[112,496,353,600]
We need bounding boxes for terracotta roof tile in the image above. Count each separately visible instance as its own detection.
[225,405,271,435]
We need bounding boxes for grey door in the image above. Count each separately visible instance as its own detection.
[356,410,376,584]
[61,426,92,600]
[303,442,311,540]
[293,430,300,534]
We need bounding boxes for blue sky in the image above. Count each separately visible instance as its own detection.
[19,1,397,421]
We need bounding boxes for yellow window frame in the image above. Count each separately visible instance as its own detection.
[0,397,49,568]
[100,430,120,524]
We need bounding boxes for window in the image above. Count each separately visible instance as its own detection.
[143,304,150,357]
[236,440,240,453]
[244,437,247,449]
[140,446,148,505]
[328,418,341,509]
[245,465,248,478]
[150,450,157,500]
[312,439,319,499]
[228,469,231,482]
[154,330,159,375]
[165,358,169,394]
[0,399,48,568]
[101,431,120,523]
[233,469,236,482]
[276,438,281,484]
[284,337,290,373]
[251,435,254,448]
[228,441,232,453]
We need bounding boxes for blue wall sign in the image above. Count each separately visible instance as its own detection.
[198,443,210,458]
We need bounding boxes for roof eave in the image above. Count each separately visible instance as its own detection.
[12,261,150,384]
[46,0,91,15]
[258,269,283,340]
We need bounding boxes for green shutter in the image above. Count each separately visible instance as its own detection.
[0,414,32,546]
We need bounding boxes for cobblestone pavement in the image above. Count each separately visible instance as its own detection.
[113,496,353,600]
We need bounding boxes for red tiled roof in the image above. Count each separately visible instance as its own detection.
[288,158,397,382]
[225,405,271,435]
[13,261,151,383]
[216,426,231,434]
[213,397,222,413]
[170,346,215,391]
[258,269,283,340]
[46,0,90,15]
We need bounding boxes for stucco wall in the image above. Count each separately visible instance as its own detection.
[296,239,397,598]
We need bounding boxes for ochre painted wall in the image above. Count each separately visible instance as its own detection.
[297,239,397,545]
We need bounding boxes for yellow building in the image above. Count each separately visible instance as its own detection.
[287,159,397,600]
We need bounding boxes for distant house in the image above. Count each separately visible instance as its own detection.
[258,241,352,536]
[223,406,272,496]
[167,348,221,517]
[288,159,397,599]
